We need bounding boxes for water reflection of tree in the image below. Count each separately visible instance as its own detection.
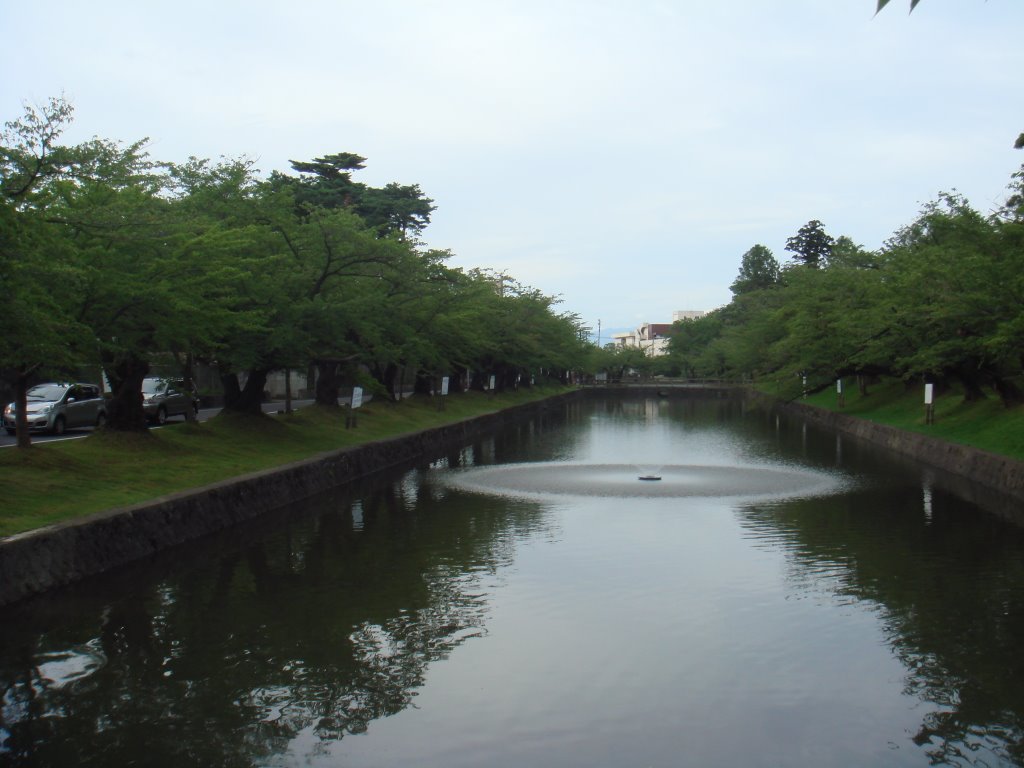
[0,469,549,767]
[737,485,1024,766]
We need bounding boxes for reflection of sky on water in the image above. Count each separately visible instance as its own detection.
[332,494,925,768]
[30,642,107,694]
[3,397,1024,767]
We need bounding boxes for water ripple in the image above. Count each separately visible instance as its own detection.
[438,462,843,501]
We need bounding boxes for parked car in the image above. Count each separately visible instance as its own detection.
[141,377,199,425]
[3,382,107,435]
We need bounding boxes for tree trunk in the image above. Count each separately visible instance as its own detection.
[314,360,342,406]
[993,375,1023,407]
[449,367,467,394]
[956,373,987,402]
[382,362,400,401]
[284,367,292,414]
[220,371,242,408]
[14,373,32,449]
[469,369,488,392]
[223,369,269,414]
[103,353,150,432]
[413,371,434,395]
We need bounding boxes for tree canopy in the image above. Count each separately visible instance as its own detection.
[668,166,1024,406]
[2,98,586,443]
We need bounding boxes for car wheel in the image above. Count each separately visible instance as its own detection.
[95,412,107,430]
[156,406,168,425]
[52,416,66,436]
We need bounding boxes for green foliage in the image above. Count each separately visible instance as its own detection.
[785,219,834,268]
[1,98,105,443]
[281,152,435,239]
[2,99,584,437]
[730,244,780,296]
[668,175,1024,408]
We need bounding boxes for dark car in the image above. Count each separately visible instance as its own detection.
[141,377,200,425]
[3,382,107,435]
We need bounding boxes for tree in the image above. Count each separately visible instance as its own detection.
[166,156,288,410]
[50,136,195,431]
[285,152,366,211]
[0,98,94,447]
[356,182,435,240]
[881,192,1024,404]
[591,344,652,382]
[730,244,780,296]
[763,260,891,389]
[785,219,834,268]
[828,235,878,269]
[281,153,435,239]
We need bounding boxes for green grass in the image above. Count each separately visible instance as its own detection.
[794,377,1024,461]
[0,387,570,538]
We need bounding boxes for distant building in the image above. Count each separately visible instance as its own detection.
[611,311,704,356]
[672,310,706,322]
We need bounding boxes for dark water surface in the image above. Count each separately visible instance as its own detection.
[3,396,1024,767]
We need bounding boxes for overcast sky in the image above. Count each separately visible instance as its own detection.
[4,1,1022,338]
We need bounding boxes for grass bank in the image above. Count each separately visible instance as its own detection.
[0,386,571,538]
[788,378,1024,462]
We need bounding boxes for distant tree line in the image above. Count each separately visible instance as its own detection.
[667,164,1024,405]
[1,98,588,441]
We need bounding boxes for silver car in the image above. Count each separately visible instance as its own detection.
[3,382,108,435]
[141,377,199,425]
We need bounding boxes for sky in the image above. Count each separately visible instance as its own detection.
[3,0,1023,341]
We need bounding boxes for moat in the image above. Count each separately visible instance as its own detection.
[2,395,1023,767]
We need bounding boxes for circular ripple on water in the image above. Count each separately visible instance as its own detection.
[439,462,840,500]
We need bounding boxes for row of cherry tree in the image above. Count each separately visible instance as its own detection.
[668,164,1024,404]
[1,99,589,440]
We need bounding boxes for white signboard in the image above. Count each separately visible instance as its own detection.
[836,379,843,394]
[924,383,934,405]
[351,386,364,409]
[441,376,450,396]
[489,375,496,391]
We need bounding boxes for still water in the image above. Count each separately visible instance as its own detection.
[2,395,1024,767]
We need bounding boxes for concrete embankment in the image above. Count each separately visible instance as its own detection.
[757,393,1024,506]
[0,392,576,607]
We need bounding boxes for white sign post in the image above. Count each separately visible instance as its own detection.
[489,375,496,393]
[924,383,935,425]
[836,378,844,408]
[347,386,363,429]
[438,376,450,411]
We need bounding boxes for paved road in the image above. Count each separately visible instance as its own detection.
[0,399,320,449]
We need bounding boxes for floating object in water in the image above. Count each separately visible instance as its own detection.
[638,475,662,481]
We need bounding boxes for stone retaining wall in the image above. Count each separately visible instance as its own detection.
[0,393,575,607]
[759,394,1024,503]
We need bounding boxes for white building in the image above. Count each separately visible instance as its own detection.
[611,311,705,357]
[672,310,706,322]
